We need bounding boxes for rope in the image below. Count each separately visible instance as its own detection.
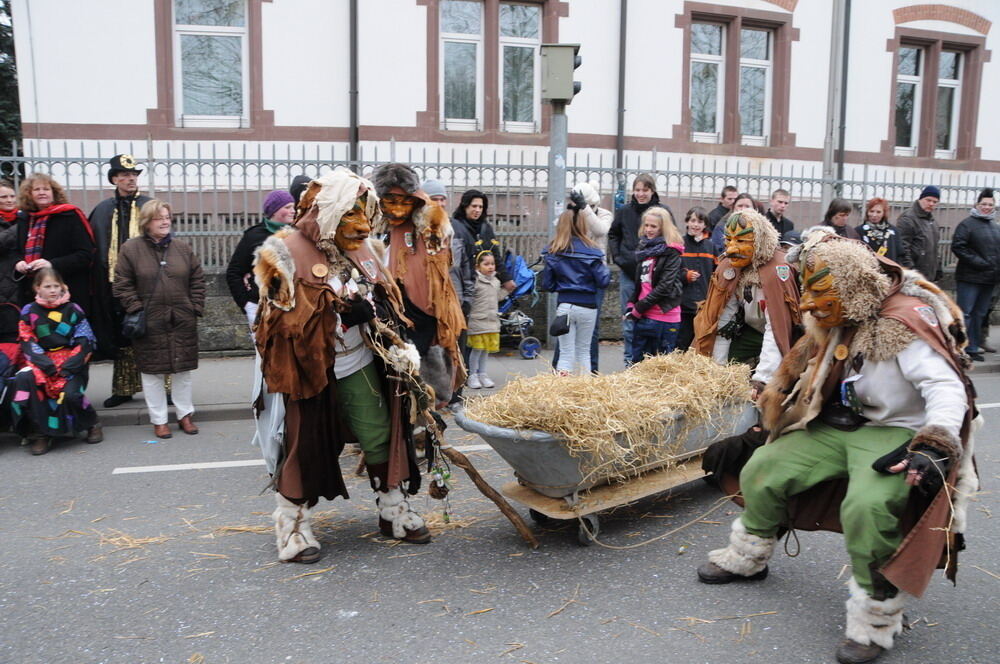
[575,494,735,550]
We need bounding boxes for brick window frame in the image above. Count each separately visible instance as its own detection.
[881,27,990,162]
[673,2,798,148]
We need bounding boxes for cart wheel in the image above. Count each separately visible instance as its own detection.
[528,508,551,524]
[577,515,599,546]
[519,336,541,359]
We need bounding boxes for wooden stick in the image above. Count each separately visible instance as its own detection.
[439,445,539,549]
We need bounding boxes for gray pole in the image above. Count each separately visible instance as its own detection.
[546,100,568,348]
[821,0,846,211]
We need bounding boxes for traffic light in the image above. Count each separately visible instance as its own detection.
[541,43,582,104]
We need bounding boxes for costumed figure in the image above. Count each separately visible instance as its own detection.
[372,163,466,403]
[693,209,801,392]
[88,155,152,402]
[12,268,101,455]
[696,227,978,664]
[253,167,432,564]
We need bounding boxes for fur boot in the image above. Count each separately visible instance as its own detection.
[272,494,321,563]
[844,577,906,650]
[377,487,431,544]
[707,517,777,576]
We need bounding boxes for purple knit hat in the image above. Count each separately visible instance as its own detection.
[262,190,295,218]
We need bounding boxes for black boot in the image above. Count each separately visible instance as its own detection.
[836,640,884,664]
[103,394,133,408]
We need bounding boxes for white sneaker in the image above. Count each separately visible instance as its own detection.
[466,373,482,389]
[478,373,495,388]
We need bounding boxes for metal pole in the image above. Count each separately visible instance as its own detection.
[821,0,846,210]
[546,100,568,348]
[349,0,359,167]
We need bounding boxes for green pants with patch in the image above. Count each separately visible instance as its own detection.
[337,363,391,465]
[739,423,914,594]
[728,326,763,365]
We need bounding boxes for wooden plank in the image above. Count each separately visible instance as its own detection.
[500,457,706,520]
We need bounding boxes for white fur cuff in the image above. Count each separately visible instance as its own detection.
[707,518,776,576]
[845,577,906,650]
[273,494,320,561]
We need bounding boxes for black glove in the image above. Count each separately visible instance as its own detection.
[872,442,950,495]
[461,300,471,318]
[338,297,375,328]
[568,189,587,211]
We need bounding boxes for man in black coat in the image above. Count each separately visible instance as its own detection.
[88,155,151,407]
[765,188,794,240]
[707,185,737,231]
[606,174,674,364]
[951,188,1000,361]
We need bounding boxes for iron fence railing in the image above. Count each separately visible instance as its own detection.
[2,140,995,272]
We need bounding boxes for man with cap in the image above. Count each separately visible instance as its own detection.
[895,185,942,281]
[373,164,466,404]
[696,226,976,664]
[88,154,151,408]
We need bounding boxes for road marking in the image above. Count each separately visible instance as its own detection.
[111,444,496,475]
[979,402,1000,409]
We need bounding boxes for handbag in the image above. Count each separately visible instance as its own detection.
[549,314,570,337]
[120,247,167,341]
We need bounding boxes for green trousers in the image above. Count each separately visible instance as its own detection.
[739,423,914,594]
[728,326,763,364]
[337,363,391,465]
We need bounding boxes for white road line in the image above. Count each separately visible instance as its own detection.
[111,443,496,475]
[978,402,1000,409]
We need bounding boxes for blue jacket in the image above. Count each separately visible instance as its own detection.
[541,238,611,307]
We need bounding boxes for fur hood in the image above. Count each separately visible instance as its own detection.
[371,163,453,249]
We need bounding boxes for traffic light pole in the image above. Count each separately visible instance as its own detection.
[546,100,568,349]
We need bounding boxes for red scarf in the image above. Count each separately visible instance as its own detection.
[0,208,17,224]
[25,204,95,262]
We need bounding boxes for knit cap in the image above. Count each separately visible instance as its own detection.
[263,190,295,218]
[919,185,941,200]
[421,179,447,198]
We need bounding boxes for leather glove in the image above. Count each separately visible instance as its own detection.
[568,189,587,211]
[339,297,375,328]
[872,442,951,495]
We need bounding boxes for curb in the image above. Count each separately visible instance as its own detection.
[97,402,251,428]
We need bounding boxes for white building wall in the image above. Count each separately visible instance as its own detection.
[786,1,833,150]
[357,0,428,127]
[262,0,351,128]
[558,1,620,137]
[12,0,157,125]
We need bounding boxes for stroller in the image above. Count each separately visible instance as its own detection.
[498,250,542,359]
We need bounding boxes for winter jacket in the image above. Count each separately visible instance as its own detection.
[896,200,941,280]
[952,211,1000,285]
[856,221,902,263]
[540,238,610,307]
[113,235,205,374]
[581,205,613,259]
[707,203,730,231]
[607,193,674,276]
[16,207,97,317]
[823,221,860,240]
[630,244,683,316]
[0,216,22,342]
[680,234,716,312]
[452,216,511,297]
[226,222,273,309]
[466,271,505,335]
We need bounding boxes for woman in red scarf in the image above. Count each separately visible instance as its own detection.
[0,180,21,362]
[15,174,97,320]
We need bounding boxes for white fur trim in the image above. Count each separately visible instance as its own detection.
[952,413,982,534]
[376,488,426,538]
[845,577,906,649]
[272,494,320,561]
[707,518,776,576]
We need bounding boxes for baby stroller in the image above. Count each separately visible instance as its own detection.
[498,250,542,359]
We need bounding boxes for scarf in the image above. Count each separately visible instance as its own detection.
[0,208,17,224]
[264,218,288,234]
[969,207,996,221]
[26,203,92,263]
[35,289,72,308]
[150,232,173,248]
[862,220,892,247]
[108,192,142,282]
[634,235,669,261]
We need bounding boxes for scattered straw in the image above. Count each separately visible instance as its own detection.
[95,529,173,552]
[464,352,750,482]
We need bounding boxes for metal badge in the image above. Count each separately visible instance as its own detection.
[834,344,849,361]
[311,263,329,278]
[723,268,736,280]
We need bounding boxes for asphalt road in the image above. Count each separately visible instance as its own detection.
[1,373,998,664]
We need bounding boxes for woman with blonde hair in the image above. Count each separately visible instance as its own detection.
[625,206,684,363]
[540,200,610,375]
[113,199,205,438]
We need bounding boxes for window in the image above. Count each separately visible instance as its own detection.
[689,23,724,143]
[438,0,542,133]
[894,46,922,156]
[688,22,774,145]
[173,0,248,128]
[738,28,771,146]
[935,50,962,159]
[440,0,483,130]
[499,3,541,133]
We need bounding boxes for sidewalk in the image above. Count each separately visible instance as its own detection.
[91,331,1000,426]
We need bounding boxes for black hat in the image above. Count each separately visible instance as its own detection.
[107,154,143,184]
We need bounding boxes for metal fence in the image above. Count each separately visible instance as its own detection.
[2,140,996,272]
